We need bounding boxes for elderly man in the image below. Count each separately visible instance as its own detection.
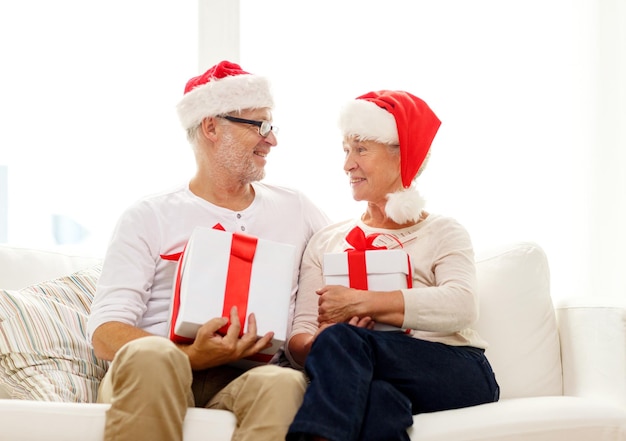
[87,60,330,441]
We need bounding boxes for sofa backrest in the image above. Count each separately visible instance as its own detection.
[474,242,562,399]
[0,245,102,290]
[0,242,563,401]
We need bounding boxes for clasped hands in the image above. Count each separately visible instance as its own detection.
[285,285,378,366]
[316,285,376,334]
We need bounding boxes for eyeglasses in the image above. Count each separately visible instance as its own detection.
[218,115,279,138]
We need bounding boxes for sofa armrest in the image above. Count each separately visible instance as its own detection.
[556,297,626,408]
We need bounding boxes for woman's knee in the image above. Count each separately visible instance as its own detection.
[316,323,355,343]
[314,323,365,353]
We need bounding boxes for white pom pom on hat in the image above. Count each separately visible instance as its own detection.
[339,90,441,223]
[176,60,274,130]
[385,187,427,224]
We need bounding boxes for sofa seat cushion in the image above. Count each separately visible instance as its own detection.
[0,400,236,441]
[0,396,623,441]
[410,396,626,440]
[0,265,109,401]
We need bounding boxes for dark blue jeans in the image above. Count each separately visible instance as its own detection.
[287,323,500,441]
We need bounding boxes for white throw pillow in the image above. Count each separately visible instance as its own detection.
[474,242,563,399]
[0,265,109,402]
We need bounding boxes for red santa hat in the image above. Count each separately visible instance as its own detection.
[176,60,274,130]
[339,90,441,223]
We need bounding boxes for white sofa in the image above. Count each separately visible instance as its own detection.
[1,242,625,441]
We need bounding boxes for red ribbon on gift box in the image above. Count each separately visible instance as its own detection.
[344,226,387,290]
[344,226,413,290]
[217,225,258,336]
[162,241,190,343]
[161,223,258,341]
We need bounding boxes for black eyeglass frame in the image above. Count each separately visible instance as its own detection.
[217,115,278,138]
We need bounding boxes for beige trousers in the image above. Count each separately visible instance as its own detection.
[98,336,306,441]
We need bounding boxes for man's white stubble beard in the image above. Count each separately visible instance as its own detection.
[218,131,266,184]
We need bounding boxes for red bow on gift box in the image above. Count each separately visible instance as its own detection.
[344,226,412,290]
[161,223,258,341]
[344,227,386,290]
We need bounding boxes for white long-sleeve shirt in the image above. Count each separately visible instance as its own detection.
[87,182,331,341]
[286,214,487,367]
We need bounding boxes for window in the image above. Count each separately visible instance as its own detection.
[0,1,197,254]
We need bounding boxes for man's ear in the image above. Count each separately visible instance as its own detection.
[201,116,218,141]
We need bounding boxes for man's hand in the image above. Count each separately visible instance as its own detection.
[182,306,273,370]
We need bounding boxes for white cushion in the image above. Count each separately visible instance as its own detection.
[0,400,236,441]
[2,396,624,441]
[0,397,626,441]
[410,396,626,440]
[474,242,562,399]
[0,245,101,290]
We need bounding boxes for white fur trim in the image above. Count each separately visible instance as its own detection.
[176,74,273,129]
[339,100,398,144]
[385,187,425,224]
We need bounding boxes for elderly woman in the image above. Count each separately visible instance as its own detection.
[285,90,500,441]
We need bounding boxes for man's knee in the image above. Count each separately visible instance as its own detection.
[208,365,306,412]
[116,336,188,370]
[102,336,192,404]
[246,365,307,395]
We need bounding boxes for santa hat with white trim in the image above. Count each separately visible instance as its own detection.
[339,90,441,224]
[176,60,274,130]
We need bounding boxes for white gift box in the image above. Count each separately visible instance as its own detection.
[168,226,296,367]
[323,249,412,331]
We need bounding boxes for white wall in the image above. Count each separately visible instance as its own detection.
[0,1,198,254]
[1,1,624,302]
[237,0,626,302]
[586,0,626,302]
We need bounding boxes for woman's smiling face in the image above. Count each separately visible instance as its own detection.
[342,136,403,204]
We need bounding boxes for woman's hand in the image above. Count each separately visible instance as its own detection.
[316,285,366,325]
[347,315,376,329]
[317,285,405,329]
